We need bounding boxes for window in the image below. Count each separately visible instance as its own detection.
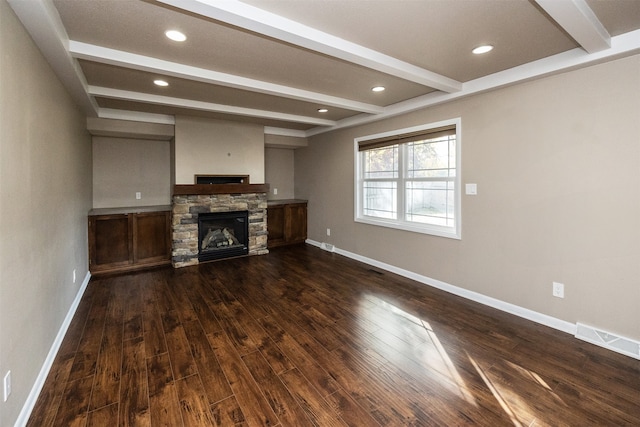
[355,119,461,239]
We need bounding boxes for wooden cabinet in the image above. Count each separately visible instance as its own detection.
[89,206,171,274]
[267,200,307,248]
[91,214,131,269]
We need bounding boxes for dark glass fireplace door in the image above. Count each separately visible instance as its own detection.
[198,211,248,262]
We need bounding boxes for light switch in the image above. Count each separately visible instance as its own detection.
[465,183,478,195]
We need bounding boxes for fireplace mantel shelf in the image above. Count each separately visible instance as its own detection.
[173,184,269,195]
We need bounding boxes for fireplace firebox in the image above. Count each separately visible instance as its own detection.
[198,211,249,262]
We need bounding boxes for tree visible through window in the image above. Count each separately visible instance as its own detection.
[355,119,461,239]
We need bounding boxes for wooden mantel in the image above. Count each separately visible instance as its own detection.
[173,184,270,195]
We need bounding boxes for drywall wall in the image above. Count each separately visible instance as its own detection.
[93,122,293,207]
[0,1,92,425]
[265,147,295,200]
[296,54,640,342]
[174,115,265,184]
[92,136,171,208]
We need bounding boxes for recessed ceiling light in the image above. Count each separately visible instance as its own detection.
[371,86,386,92]
[154,79,169,87]
[472,45,494,55]
[317,108,329,113]
[165,30,186,42]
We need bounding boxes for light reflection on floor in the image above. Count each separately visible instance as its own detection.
[467,354,525,426]
[359,294,568,426]
[359,295,477,405]
[467,354,571,426]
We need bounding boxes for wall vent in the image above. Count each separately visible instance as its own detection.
[575,323,640,360]
[320,242,335,252]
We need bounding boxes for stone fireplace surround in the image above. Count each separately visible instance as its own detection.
[171,184,269,268]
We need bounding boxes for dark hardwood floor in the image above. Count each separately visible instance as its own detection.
[28,244,640,426]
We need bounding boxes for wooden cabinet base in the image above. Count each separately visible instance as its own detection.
[267,200,307,248]
[89,208,171,275]
[90,260,171,275]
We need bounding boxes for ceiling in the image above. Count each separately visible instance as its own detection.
[8,0,640,137]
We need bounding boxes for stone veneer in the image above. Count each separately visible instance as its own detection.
[171,192,268,268]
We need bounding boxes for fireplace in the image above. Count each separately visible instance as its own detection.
[198,211,248,262]
[171,184,269,268]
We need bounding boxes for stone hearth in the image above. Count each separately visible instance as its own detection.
[172,190,268,268]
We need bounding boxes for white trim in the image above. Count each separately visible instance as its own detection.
[264,127,307,138]
[98,108,175,125]
[535,0,610,54]
[14,272,91,427]
[69,41,383,115]
[354,118,461,240]
[11,1,640,132]
[306,238,576,336]
[575,323,640,360]
[89,86,337,127]
[354,216,460,240]
[305,29,640,137]
[156,0,462,92]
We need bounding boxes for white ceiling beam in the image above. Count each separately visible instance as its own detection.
[69,41,383,115]
[156,0,463,93]
[307,29,640,137]
[535,0,610,53]
[89,86,337,127]
[264,127,307,138]
[7,0,99,115]
[97,109,176,125]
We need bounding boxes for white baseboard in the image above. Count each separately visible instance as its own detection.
[575,323,640,360]
[309,239,639,359]
[307,238,578,332]
[14,271,91,427]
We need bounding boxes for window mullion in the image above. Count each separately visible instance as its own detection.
[358,151,364,218]
[398,143,406,221]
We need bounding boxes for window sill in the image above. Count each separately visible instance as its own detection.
[355,216,461,240]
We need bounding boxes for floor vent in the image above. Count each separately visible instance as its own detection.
[575,323,640,360]
[320,242,335,252]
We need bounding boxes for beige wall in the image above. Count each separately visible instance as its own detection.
[296,54,640,341]
[92,136,171,208]
[174,115,265,184]
[92,121,292,207]
[265,147,295,200]
[0,1,92,425]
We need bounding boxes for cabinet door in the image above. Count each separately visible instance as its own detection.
[286,204,307,244]
[267,205,286,247]
[89,214,132,269]
[133,211,171,263]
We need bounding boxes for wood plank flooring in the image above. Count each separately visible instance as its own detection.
[28,244,640,426]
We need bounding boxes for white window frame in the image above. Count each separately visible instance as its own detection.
[354,118,461,240]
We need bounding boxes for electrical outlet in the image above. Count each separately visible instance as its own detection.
[135,192,142,200]
[327,228,331,236]
[3,371,11,402]
[552,282,565,298]
[73,269,76,283]
[273,188,278,195]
